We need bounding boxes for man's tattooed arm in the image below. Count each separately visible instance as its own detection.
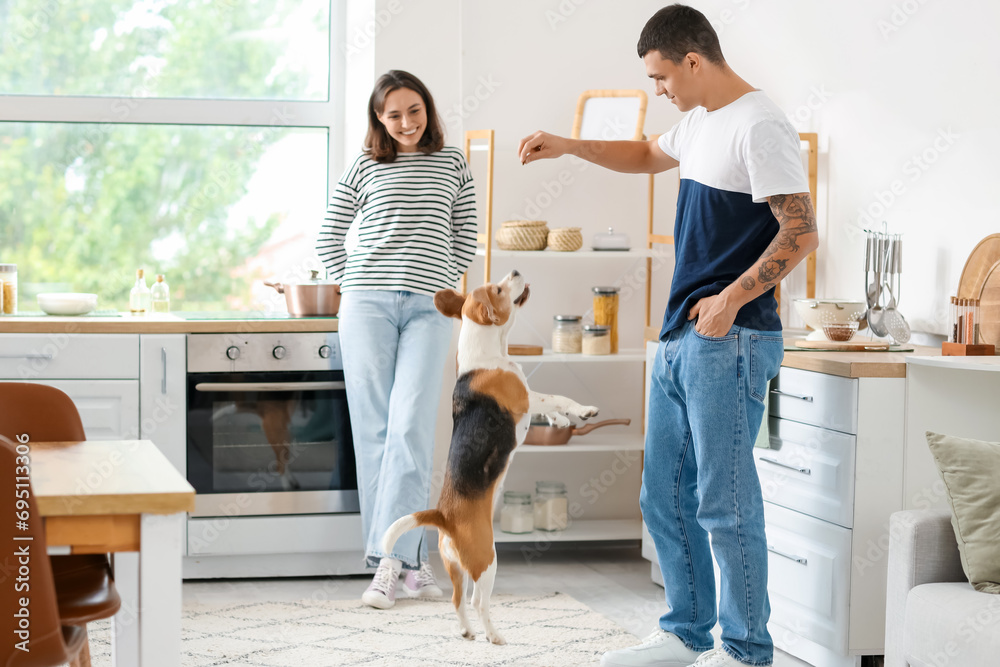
[737,193,819,293]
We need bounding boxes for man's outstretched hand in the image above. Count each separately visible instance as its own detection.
[518,131,570,164]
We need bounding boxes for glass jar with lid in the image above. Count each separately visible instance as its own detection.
[552,315,582,354]
[500,491,534,534]
[0,264,17,315]
[582,324,611,356]
[592,286,620,353]
[533,481,569,531]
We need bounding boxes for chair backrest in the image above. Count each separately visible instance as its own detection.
[0,434,81,666]
[0,383,86,443]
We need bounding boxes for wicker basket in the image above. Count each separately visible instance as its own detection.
[496,220,549,251]
[547,227,583,252]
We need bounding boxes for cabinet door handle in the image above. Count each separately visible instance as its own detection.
[161,347,167,394]
[770,388,814,402]
[767,545,808,565]
[0,353,54,360]
[758,457,811,475]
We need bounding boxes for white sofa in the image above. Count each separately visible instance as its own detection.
[885,509,1000,667]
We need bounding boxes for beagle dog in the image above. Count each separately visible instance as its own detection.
[381,270,598,644]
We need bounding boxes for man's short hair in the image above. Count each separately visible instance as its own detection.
[637,4,725,65]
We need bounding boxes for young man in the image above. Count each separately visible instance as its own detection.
[518,5,817,667]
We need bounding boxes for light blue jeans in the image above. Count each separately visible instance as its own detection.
[641,319,784,666]
[337,290,453,570]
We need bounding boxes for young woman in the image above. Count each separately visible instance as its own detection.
[317,70,477,609]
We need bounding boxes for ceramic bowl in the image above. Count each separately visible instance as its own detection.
[37,293,99,316]
[793,299,867,335]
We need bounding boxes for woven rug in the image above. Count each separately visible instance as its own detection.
[85,592,636,666]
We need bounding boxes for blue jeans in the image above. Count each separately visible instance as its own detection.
[641,319,784,666]
[337,290,453,570]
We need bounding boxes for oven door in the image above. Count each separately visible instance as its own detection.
[186,370,358,518]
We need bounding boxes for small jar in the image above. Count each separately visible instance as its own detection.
[0,264,17,315]
[552,315,582,353]
[534,481,569,531]
[592,286,620,353]
[582,324,611,355]
[500,491,534,534]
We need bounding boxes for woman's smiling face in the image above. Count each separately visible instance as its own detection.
[377,87,427,152]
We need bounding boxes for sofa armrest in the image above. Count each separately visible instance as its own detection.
[884,509,967,667]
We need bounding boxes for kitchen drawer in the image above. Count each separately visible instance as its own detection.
[756,417,856,528]
[0,334,139,379]
[20,379,140,440]
[770,367,857,434]
[764,502,851,655]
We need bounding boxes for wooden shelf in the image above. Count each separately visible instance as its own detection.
[493,518,642,543]
[517,434,645,453]
[511,348,646,363]
[476,248,656,258]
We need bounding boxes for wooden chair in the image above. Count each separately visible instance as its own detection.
[0,383,122,667]
[0,433,88,666]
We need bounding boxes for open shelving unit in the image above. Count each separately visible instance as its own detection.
[493,518,642,543]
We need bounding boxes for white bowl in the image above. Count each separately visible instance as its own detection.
[793,299,867,336]
[37,293,99,316]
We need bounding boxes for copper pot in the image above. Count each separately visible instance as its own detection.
[524,418,631,446]
[264,271,341,317]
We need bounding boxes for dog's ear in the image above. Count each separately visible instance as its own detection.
[465,288,500,326]
[434,289,466,320]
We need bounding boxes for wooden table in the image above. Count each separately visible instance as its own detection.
[30,439,195,667]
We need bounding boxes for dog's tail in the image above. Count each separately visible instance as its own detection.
[381,509,451,555]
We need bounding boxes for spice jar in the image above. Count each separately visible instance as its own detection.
[582,324,611,356]
[500,491,534,534]
[0,264,17,315]
[534,481,569,531]
[552,315,582,354]
[592,286,620,353]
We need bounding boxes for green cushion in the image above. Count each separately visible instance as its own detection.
[925,431,1000,594]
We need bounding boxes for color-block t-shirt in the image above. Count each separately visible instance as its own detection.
[657,91,808,337]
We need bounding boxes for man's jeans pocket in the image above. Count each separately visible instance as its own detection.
[749,334,784,402]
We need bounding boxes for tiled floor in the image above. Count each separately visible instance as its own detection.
[183,545,813,666]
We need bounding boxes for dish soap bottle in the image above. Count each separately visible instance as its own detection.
[129,269,150,315]
[150,274,170,313]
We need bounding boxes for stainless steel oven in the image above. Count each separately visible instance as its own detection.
[186,332,358,519]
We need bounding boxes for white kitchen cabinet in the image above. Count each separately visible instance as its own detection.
[139,334,187,477]
[0,333,140,440]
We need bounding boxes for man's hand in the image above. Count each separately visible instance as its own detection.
[688,293,740,338]
[518,131,570,164]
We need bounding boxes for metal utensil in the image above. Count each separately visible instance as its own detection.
[882,278,911,343]
[264,270,342,317]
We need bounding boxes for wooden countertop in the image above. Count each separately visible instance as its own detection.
[29,439,195,516]
[0,313,339,334]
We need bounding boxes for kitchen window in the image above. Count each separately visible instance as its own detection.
[0,0,344,312]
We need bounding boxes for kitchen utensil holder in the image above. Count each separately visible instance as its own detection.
[941,342,996,356]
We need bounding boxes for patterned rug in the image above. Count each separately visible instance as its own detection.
[85,592,636,666]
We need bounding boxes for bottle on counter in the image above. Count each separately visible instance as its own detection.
[129,269,150,315]
[151,274,170,313]
[0,264,17,315]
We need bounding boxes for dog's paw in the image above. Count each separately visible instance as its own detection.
[458,624,476,641]
[573,405,599,420]
[487,630,507,645]
[546,412,571,428]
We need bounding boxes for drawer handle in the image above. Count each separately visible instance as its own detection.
[770,388,814,402]
[758,457,811,475]
[0,353,54,360]
[767,545,808,565]
[161,347,168,395]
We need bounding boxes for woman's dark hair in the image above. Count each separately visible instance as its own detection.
[637,4,725,65]
[365,70,445,163]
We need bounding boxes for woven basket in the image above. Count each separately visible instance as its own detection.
[496,220,549,251]
[547,227,583,252]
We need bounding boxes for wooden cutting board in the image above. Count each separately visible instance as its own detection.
[508,344,543,355]
[978,259,1000,346]
[958,234,1000,299]
[793,339,891,351]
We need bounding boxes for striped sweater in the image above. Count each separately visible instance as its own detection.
[316,147,478,295]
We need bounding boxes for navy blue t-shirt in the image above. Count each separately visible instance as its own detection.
[657,91,809,338]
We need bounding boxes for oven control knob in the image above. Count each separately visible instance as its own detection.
[226,346,241,361]
[272,345,286,360]
[318,345,332,359]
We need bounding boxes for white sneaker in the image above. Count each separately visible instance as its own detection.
[601,629,702,667]
[361,559,400,609]
[401,561,444,598]
[692,648,745,666]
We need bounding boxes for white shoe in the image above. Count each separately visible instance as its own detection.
[692,648,745,666]
[601,629,702,667]
[361,559,400,609]
[401,561,444,598]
